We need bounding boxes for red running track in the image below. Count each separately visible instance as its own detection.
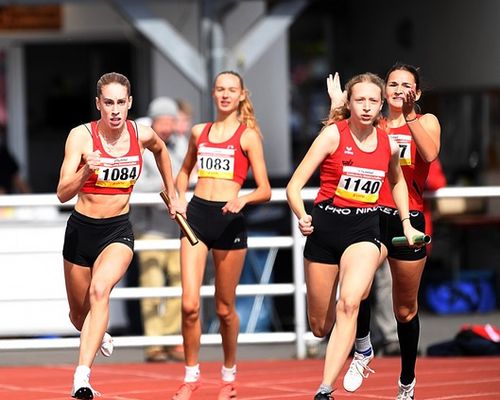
[1,357,499,399]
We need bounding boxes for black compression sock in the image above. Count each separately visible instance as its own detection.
[356,298,371,339]
[397,313,420,385]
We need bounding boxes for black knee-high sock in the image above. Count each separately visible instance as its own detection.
[356,299,371,338]
[397,313,420,385]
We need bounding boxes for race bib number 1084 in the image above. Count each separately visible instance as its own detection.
[95,156,140,188]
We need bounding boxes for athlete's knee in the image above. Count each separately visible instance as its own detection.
[394,304,418,323]
[309,320,331,338]
[89,281,111,304]
[215,299,236,325]
[336,296,360,319]
[68,310,86,331]
[308,311,334,337]
[182,299,201,324]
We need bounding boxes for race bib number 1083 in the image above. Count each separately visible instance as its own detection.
[197,146,235,180]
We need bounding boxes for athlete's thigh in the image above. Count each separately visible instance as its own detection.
[64,259,92,310]
[305,259,339,327]
[339,242,380,302]
[389,257,426,308]
[212,248,246,304]
[180,237,209,302]
[93,243,134,290]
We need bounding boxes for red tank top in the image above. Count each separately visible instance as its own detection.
[378,116,429,211]
[196,122,249,185]
[315,119,392,207]
[79,120,143,195]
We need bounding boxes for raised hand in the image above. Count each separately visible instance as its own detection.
[327,72,347,110]
[402,86,417,119]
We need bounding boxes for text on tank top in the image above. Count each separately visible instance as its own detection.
[315,119,391,207]
[80,120,143,194]
[196,122,249,185]
[378,115,429,211]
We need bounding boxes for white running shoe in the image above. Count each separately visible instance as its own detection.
[100,332,113,357]
[396,379,415,400]
[71,368,101,399]
[342,351,375,392]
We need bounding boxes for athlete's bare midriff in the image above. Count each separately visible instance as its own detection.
[74,192,131,218]
[193,177,241,202]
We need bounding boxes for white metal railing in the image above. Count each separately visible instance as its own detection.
[0,186,499,359]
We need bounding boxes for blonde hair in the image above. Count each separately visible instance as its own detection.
[214,71,262,135]
[325,72,385,126]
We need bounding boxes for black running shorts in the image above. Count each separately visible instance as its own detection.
[62,210,134,267]
[303,202,381,265]
[183,195,247,250]
[378,206,426,260]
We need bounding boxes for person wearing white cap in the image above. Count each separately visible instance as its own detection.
[132,96,190,362]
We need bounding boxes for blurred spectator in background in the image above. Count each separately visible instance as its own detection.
[133,96,189,362]
[0,125,30,194]
[175,98,198,182]
[175,98,193,138]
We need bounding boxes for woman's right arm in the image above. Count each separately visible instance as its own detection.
[175,124,202,209]
[56,126,99,203]
[286,124,339,235]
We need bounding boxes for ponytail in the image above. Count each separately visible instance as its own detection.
[238,90,262,136]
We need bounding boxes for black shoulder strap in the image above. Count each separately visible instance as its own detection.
[83,123,92,136]
[133,120,139,139]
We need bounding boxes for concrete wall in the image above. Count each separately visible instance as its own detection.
[149,1,291,177]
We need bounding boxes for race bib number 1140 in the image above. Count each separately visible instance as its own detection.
[335,165,385,203]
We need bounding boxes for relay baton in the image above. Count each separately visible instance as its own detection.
[391,234,431,247]
[159,190,199,246]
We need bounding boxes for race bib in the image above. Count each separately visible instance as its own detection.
[197,146,235,180]
[390,134,412,166]
[96,156,140,188]
[335,165,385,203]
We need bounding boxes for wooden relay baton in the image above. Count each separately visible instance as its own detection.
[391,234,431,247]
[159,190,199,246]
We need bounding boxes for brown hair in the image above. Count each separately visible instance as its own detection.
[325,72,385,126]
[96,72,131,97]
[385,62,421,91]
[214,71,262,135]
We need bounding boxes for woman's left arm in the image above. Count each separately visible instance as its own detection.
[387,138,425,245]
[140,125,179,217]
[402,89,441,162]
[223,128,271,213]
[407,113,441,162]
